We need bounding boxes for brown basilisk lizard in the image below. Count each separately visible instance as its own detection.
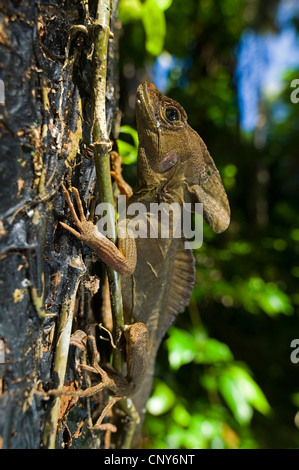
[59,82,230,439]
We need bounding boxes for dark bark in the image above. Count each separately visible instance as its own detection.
[0,0,121,449]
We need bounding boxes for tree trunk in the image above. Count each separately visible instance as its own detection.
[0,0,123,449]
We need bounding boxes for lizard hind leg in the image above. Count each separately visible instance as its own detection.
[92,395,122,431]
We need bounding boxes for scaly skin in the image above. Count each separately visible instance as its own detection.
[60,82,230,440]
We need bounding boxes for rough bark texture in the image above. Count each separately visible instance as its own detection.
[0,0,121,449]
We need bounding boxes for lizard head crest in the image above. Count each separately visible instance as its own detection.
[135,82,230,233]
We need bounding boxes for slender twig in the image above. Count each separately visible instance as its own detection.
[91,0,124,372]
[90,1,140,448]
[118,398,141,449]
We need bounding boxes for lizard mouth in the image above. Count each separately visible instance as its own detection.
[136,82,151,111]
[136,82,160,130]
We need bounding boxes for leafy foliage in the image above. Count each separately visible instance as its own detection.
[117,125,138,164]
[118,0,299,449]
[119,0,173,55]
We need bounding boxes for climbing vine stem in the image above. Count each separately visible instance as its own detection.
[91,0,124,372]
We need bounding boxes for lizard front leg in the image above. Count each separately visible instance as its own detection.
[60,185,136,276]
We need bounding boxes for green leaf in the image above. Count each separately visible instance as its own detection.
[141,0,166,56]
[218,366,271,425]
[167,327,233,370]
[218,374,253,425]
[119,125,139,147]
[118,0,172,55]
[166,327,196,370]
[154,0,173,10]
[117,140,137,164]
[117,125,139,164]
[247,277,294,316]
[118,0,142,23]
[229,367,271,416]
[259,283,293,316]
[172,403,191,427]
[194,335,234,364]
[146,381,176,415]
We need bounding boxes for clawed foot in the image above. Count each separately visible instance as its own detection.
[60,184,98,246]
[60,183,134,276]
[60,184,86,238]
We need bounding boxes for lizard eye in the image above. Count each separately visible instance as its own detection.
[165,107,180,123]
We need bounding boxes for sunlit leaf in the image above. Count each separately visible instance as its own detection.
[240,277,294,316]
[259,283,293,316]
[218,366,271,424]
[165,424,188,449]
[228,366,271,416]
[146,381,176,415]
[218,374,253,425]
[166,327,196,370]
[118,0,142,23]
[154,0,173,10]
[186,413,224,448]
[117,140,137,164]
[172,404,191,427]
[167,327,233,370]
[194,335,234,364]
[117,125,139,164]
[119,125,139,147]
[141,0,166,56]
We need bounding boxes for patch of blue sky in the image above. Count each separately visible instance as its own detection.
[153,52,192,92]
[236,0,299,131]
[153,52,176,92]
[277,0,299,26]
[262,26,299,96]
[235,30,266,131]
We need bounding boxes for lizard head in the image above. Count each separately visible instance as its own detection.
[135,82,230,233]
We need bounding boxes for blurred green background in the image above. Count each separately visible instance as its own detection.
[116,0,299,449]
